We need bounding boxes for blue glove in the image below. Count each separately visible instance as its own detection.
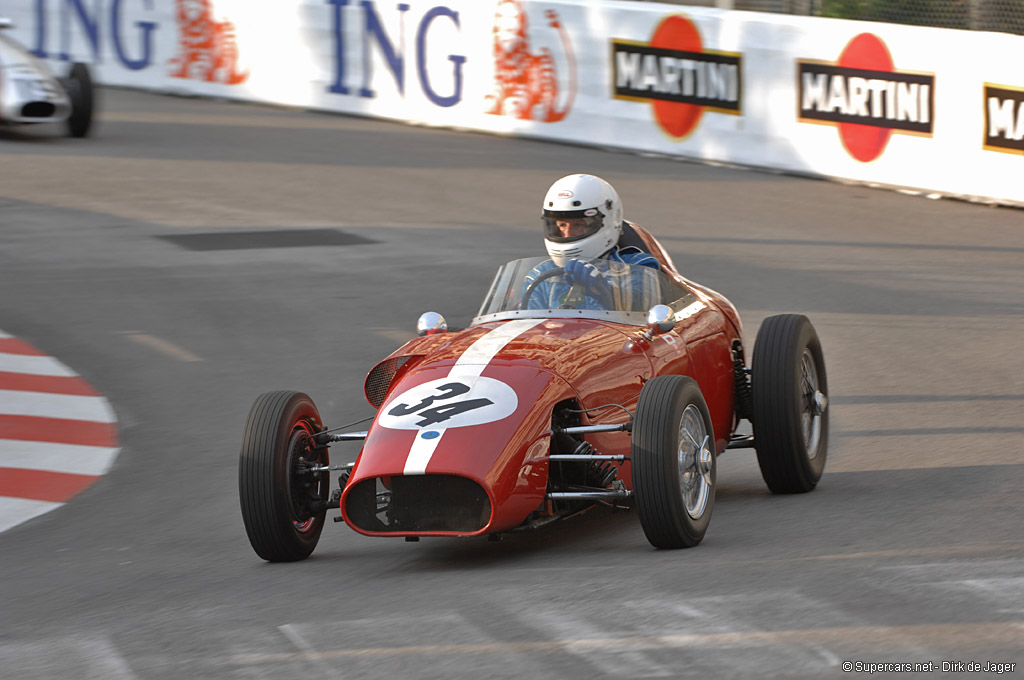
[564,259,608,289]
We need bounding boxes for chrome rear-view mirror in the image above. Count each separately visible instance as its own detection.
[416,311,447,336]
[646,304,675,336]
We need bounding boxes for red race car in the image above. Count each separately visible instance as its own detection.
[239,230,829,561]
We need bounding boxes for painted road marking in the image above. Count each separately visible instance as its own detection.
[0,415,117,446]
[278,624,335,677]
[0,353,79,377]
[0,371,99,395]
[0,337,48,355]
[0,330,120,533]
[0,497,61,533]
[0,390,116,422]
[482,543,1024,572]
[232,621,1024,663]
[528,605,673,677]
[0,468,99,502]
[0,440,118,476]
[120,331,203,363]
[0,635,142,680]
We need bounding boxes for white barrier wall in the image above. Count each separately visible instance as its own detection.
[6,0,1024,206]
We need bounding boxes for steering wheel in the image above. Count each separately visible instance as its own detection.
[520,267,565,309]
[520,266,614,310]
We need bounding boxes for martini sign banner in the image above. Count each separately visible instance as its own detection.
[4,0,1024,205]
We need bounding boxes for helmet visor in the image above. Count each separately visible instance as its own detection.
[542,208,605,244]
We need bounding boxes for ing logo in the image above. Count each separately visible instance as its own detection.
[168,0,248,85]
[798,33,934,162]
[485,0,577,122]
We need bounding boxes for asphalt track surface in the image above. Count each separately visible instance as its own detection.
[1,88,1022,679]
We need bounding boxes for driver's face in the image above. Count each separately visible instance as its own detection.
[556,217,589,238]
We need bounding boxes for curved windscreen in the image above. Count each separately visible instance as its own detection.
[473,257,693,326]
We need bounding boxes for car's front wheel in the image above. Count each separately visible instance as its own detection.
[64,62,94,138]
[239,391,329,562]
[632,375,716,549]
[751,314,829,493]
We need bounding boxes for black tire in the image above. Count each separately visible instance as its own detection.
[65,62,94,138]
[239,391,328,562]
[632,375,716,549]
[751,314,829,494]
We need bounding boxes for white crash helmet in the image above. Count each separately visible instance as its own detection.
[541,174,623,267]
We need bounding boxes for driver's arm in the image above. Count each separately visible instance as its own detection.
[522,261,557,309]
[523,261,610,310]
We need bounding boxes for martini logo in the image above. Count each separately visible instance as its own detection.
[612,15,742,139]
[798,33,934,162]
[984,84,1024,154]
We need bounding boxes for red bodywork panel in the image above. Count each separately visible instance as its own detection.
[344,267,743,538]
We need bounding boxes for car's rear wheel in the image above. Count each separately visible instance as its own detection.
[751,314,829,493]
[65,62,93,138]
[239,391,329,562]
[632,375,716,549]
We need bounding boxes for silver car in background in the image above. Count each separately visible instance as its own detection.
[0,17,93,137]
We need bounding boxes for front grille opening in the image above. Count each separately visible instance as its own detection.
[346,475,491,533]
[21,102,56,118]
[365,356,411,408]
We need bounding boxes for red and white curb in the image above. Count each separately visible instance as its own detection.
[0,329,119,533]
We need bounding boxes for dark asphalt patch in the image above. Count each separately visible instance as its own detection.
[157,229,378,251]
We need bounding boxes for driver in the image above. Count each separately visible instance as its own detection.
[524,174,663,309]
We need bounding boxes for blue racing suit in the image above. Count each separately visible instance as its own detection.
[523,246,662,311]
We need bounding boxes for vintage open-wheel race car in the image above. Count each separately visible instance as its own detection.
[239,228,828,561]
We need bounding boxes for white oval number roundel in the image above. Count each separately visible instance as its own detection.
[378,377,518,430]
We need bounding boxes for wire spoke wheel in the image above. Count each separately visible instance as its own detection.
[633,375,716,549]
[286,421,327,534]
[678,405,712,520]
[239,391,329,562]
[799,348,826,460]
[751,315,829,494]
